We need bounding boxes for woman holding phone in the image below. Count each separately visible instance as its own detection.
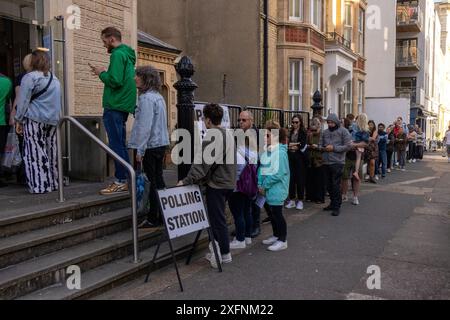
[286,115,307,211]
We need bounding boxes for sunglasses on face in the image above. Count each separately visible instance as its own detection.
[292,121,299,124]
[239,119,249,123]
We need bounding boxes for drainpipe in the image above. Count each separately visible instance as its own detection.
[263,0,269,108]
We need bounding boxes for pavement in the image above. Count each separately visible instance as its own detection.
[95,153,450,300]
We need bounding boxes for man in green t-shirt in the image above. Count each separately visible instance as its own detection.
[0,73,13,187]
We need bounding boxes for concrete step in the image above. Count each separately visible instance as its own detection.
[18,232,209,300]
[0,208,140,269]
[0,227,163,300]
[0,193,130,238]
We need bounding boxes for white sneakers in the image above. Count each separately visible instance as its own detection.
[286,200,304,210]
[222,253,232,264]
[285,200,296,209]
[229,237,252,250]
[262,236,288,251]
[268,241,288,252]
[262,236,279,245]
[229,239,246,250]
[387,169,391,173]
[352,197,360,206]
[342,195,349,202]
[205,241,232,269]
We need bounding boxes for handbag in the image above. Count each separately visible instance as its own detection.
[30,72,53,103]
[1,128,22,170]
[136,163,151,215]
[236,155,258,198]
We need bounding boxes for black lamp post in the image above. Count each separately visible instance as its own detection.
[311,90,323,118]
[174,56,198,181]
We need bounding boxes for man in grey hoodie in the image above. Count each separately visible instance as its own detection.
[318,114,352,216]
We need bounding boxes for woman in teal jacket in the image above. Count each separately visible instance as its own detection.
[258,125,290,252]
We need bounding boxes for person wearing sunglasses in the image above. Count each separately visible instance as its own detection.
[286,115,308,211]
[238,111,263,238]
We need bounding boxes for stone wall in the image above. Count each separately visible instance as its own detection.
[70,0,137,116]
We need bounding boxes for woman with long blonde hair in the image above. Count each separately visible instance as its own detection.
[352,113,370,181]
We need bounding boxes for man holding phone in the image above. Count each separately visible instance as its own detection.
[90,27,137,195]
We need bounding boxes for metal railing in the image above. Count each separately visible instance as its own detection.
[397,3,422,29]
[326,32,351,49]
[57,116,139,263]
[396,45,420,68]
[194,102,311,130]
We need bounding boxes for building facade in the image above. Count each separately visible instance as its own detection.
[365,0,411,127]
[436,1,450,139]
[324,0,368,118]
[274,0,327,112]
[140,0,336,113]
[137,31,181,133]
[0,1,186,180]
[0,0,138,117]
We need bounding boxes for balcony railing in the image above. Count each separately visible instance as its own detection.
[396,87,417,105]
[397,3,423,32]
[396,45,420,70]
[326,32,351,50]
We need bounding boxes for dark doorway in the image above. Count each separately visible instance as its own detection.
[0,18,31,84]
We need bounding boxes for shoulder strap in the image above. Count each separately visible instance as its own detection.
[30,73,53,103]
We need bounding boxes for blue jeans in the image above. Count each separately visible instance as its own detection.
[229,192,253,242]
[103,109,130,182]
[398,150,406,168]
[376,150,388,176]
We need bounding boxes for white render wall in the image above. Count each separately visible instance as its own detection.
[366,97,411,126]
[365,0,396,98]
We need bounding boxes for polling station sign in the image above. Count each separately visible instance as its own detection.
[158,185,210,240]
[194,104,231,140]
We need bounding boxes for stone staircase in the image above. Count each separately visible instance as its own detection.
[0,180,208,300]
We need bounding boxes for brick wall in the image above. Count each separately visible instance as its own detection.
[71,0,137,116]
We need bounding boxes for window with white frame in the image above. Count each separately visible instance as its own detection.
[311,62,322,97]
[311,0,322,29]
[358,8,365,55]
[344,80,352,116]
[289,0,303,21]
[289,60,303,111]
[358,81,364,114]
[344,2,353,44]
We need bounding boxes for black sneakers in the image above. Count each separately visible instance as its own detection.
[331,210,341,217]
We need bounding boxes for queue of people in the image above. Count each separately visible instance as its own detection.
[0,26,444,271]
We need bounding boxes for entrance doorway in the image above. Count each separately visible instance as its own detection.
[0,18,32,85]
